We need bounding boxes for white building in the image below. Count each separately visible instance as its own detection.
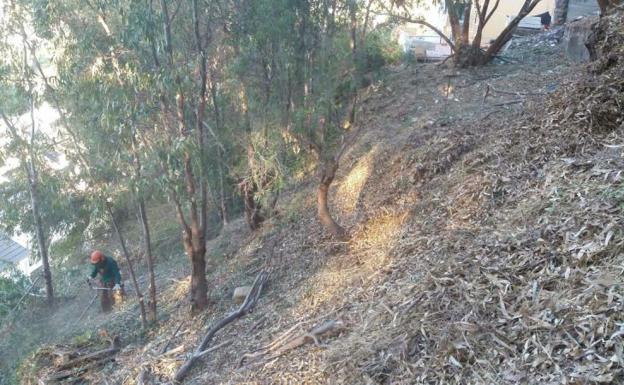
[0,234,40,276]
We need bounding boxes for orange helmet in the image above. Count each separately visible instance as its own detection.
[90,250,104,264]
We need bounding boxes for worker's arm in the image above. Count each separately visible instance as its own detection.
[90,263,98,278]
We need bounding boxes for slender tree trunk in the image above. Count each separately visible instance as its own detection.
[317,159,346,239]
[554,0,569,24]
[446,0,463,43]
[107,203,148,329]
[461,2,472,45]
[483,0,542,63]
[137,198,157,323]
[130,134,157,323]
[218,160,228,226]
[28,169,53,306]
[1,108,54,307]
[472,0,488,49]
[26,97,54,307]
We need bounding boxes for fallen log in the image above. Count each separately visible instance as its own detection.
[55,336,120,371]
[46,356,115,382]
[173,271,268,382]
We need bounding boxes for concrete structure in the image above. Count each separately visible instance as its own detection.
[563,16,597,62]
[398,31,452,60]
[0,234,39,276]
[396,0,599,51]
[567,0,601,20]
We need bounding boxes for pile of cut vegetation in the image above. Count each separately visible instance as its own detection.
[547,10,624,135]
[17,332,121,384]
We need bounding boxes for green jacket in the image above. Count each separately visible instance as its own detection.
[90,255,122,285]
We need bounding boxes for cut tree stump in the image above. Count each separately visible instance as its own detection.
[232,286,252,303]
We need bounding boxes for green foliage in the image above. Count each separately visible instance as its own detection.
[357,28,403,76]
[0,267,30,318]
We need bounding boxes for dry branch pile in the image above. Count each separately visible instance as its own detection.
[547,11,624,135]
[18,333,120,384]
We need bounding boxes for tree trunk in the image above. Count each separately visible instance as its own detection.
[130,133,157,324]
[241,178,263,231]
[554,0,569,24]
[446,0,463,43]
[242,145,265,231]
[317,159,346,239]
[107,203,148,329]
[482,0,542,64]
[28,168,53,307]
[190,249,208,311]
[461,2,472,45]
[30,173,54,306]
[137,198,157,323]
[25,94,54,307]
[218,161,228,226]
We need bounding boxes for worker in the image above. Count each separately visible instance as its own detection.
[535,11,552,30]
[87,250,122,312]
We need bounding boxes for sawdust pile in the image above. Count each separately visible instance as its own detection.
[547,11,624,134]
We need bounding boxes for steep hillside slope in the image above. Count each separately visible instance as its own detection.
[17,13,624,385]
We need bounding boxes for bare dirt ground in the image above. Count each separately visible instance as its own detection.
[11,13,624,385]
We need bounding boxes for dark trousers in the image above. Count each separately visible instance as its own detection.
[100,281,115,312]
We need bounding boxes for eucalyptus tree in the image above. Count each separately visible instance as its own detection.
[229,0,374,239]
[0,4,58,305]
[18,0,154,325]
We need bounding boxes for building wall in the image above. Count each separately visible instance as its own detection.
[475,0,557,42]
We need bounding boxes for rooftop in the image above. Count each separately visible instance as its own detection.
[0,234,29,265]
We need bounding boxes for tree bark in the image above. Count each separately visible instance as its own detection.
[0,106,54,307]
[27,164,53,306]
[446,0,463,43]
[241,177,264,231]
[130,133,157,324]
[106,203,148,329]
[461,2,473,45]
[218,160,229,226]
[554,0,569,24]
[27,97,53,306]
[190,249,208,311]
[138,198,157,323]
[317,159,346,240]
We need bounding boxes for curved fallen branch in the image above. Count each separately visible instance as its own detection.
[173,271,268,382]
[239,319,344,367]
